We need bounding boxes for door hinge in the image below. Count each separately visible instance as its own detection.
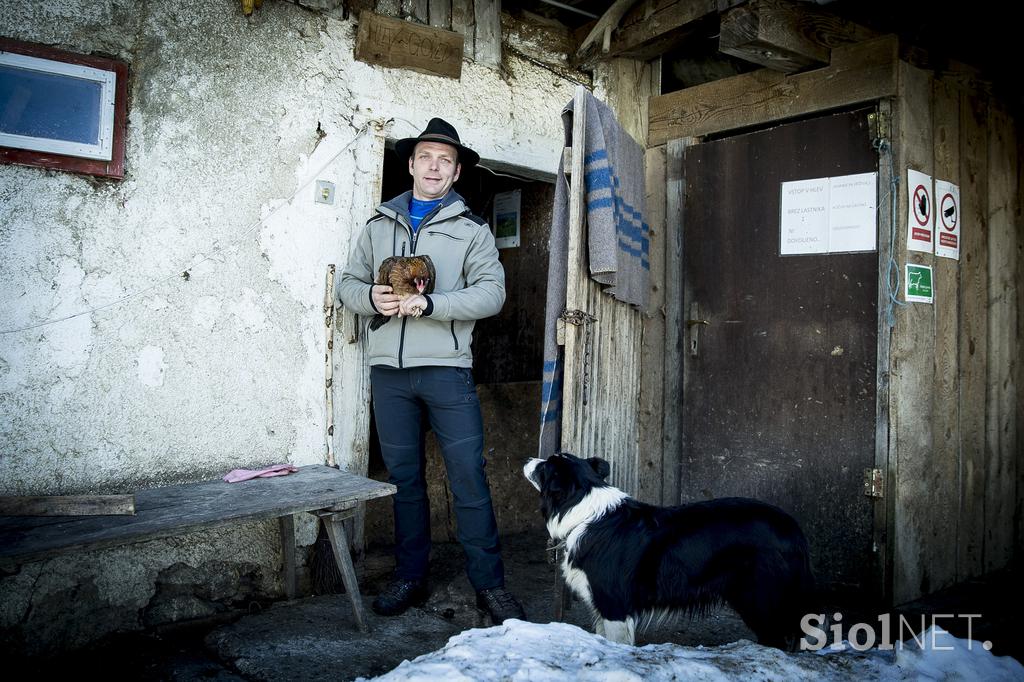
[868,112,890,145]
[863,468,884,498]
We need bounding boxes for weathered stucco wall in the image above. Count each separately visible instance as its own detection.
[0,0,577,652]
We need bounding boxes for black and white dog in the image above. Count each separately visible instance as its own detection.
[523,452,816,649]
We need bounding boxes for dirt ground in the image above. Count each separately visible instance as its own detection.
[17,527,1024,680]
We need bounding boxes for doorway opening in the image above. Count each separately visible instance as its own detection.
[364,143,555,547]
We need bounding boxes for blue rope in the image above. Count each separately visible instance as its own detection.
[875,138,907,327]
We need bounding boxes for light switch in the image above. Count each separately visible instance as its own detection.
[315,180,335,205]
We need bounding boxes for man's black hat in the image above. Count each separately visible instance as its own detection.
[395,117,480,168]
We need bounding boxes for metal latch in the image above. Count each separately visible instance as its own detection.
[863,468,884,498]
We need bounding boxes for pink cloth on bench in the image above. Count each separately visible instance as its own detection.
[223,464,298,483]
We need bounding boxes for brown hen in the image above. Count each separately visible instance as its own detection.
[369,255,436,331]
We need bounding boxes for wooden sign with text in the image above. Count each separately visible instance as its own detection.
[355,11,463,80]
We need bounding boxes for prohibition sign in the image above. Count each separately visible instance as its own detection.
[913,184,930,226]
[940,192,957,230]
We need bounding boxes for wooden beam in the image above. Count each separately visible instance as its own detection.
[663,137,691,505]
[451,0,474,58]
[719,0,878,73]
[719,0,829,72]
[0,494,136,517]
[429,0,451,29]
[474,0,501,68]
[873,98,895,605]
[648,34,898,145]
[576,0,643,61]
[602,0,717,61]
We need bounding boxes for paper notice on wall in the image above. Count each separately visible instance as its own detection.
[906,169,934,253]
[827,172,877,253]
[492,189,521,249]
[780,178,829,254]
[779,173,876,255]
[934,179,961,260]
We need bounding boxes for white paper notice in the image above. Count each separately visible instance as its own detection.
[828,172,877,253]
[780,178,829,255]
[906,169,934,253]
[780,173,877,255]
[934,179,961,260]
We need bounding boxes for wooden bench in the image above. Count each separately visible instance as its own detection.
[0,465,395,631]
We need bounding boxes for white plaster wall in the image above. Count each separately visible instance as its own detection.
[0,0,577,648]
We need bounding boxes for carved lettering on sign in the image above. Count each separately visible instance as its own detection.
[355,11,464,80]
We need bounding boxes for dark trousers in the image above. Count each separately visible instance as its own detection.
[371,365,504,591]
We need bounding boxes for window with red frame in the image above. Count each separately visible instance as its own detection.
[1,38,128,179]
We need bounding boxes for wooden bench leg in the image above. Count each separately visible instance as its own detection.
[279,514,297,600]
[322,513,368,632]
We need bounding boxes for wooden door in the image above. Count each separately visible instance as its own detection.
[680,108,879,595]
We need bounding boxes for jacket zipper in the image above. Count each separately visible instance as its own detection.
[426,230,463,241]
[398,316,408,368]
[410,203,445,254]
[450,321,458,351]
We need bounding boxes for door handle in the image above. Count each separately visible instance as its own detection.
[687,303,709,357]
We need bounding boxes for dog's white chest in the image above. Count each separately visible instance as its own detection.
[561,556,593,609]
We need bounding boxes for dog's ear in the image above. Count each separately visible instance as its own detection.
[587,457,611,479]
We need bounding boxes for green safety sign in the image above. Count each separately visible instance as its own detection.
[905,263,933,303]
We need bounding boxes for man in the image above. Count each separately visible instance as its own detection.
[339,118,525,624]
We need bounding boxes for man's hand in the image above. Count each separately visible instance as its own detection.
[372,285,401,317]
[399,294,428,318]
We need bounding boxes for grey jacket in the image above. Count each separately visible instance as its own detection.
[338,191,505,369]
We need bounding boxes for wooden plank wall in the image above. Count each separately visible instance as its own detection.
[561,88,644,495]
[956,87,988,582]
[985,103,1019,574]
[639,145,668,503]
[594,58,669,503]
[891,61,1021,603]
[662,137,690,508]
[374,0,499,68]
[873,98,895,603]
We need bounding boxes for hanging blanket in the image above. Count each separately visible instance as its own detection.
[538,91,649,459]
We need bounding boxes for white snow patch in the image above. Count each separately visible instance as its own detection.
[362,621,1024,682]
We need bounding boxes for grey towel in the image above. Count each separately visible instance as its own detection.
[538,92,649,459]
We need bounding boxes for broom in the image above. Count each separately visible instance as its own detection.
[311,516,345,594]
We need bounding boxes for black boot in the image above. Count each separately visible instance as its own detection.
[476,586,526,625]
[371,578,429,616]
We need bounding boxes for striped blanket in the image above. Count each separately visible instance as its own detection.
[538,91,649,458]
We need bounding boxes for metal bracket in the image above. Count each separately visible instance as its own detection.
[560,309,597,326]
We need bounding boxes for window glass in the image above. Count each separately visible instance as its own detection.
[0,64,103,145]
